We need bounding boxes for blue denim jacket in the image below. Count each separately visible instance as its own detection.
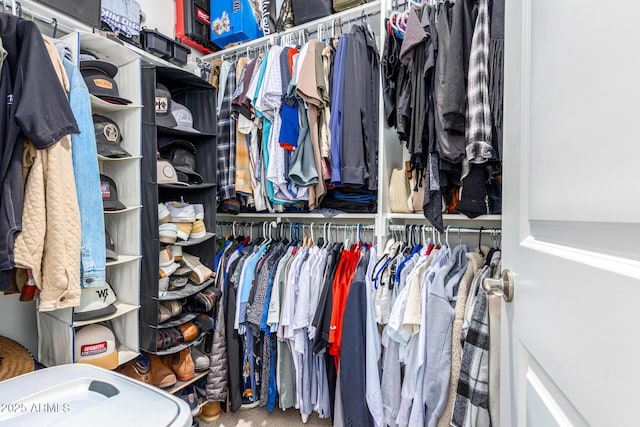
[63,58,106,287]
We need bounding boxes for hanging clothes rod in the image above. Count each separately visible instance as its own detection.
[218,220,375,231]
[2,0,75,35]
[388,225,501,234]
[201,0,381,61]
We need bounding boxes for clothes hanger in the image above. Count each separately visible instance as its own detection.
[343,225,350,249]
[445,225,451,248]
[310,224,316,247]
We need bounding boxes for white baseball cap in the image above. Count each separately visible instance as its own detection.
[74,324,118,370]
[74,283,117,321]
[157,159,188,186]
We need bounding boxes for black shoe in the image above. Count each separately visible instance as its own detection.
[193,314,214,335]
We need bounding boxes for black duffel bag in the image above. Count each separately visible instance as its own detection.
[290,0,334,25]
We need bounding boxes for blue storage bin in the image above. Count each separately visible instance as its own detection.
[210,0,264,48]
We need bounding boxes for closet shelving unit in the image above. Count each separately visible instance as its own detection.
[202,0,502,245]
[138,65,217,378]
[37,31,143,368]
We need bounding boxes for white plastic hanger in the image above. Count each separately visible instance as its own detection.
[445,226,451,248]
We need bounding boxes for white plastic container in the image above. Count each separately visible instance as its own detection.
[0,364,192,426]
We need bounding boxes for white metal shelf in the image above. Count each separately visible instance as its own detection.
[387,213,502,221]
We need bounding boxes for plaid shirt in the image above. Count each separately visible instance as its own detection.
[452,251,501,427]
[217,63,237,201]
[452,284,491,427]
[464,0,493,179]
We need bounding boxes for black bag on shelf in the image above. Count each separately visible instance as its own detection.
[290,0,333,25]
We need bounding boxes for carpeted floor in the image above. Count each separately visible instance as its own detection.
[200,406,331,427]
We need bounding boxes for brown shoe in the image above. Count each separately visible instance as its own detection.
[199,401,222,422]
[148,353,177,388]
[178,322,199,342]
[163,348,195,381]
[118,355,151,384]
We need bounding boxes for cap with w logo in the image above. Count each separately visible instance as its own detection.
[74,283,117,322]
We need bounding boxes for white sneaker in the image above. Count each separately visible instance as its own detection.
[164,202,196,223]
[192,204,204,220]
[159,223,178,244]
[158,203,171,224]
[159,247,174,267]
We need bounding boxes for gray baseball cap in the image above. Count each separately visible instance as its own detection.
[171,102,200,134]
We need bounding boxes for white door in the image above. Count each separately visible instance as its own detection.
[501,0,640,425]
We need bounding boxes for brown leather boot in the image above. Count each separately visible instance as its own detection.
[148,353,177,388]
[117,355,151,384]
[199,401,222,422]
[163,348,195,381]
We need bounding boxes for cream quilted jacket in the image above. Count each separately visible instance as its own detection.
[13,37,81,311]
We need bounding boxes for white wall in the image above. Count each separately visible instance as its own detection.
[137,0,176,38]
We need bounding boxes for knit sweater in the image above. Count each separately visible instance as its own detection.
[437,250,485,427]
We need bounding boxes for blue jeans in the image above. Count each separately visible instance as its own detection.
[63,59,106,287]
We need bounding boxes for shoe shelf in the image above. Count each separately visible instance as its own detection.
[158,278,214,301]
[157,312,199,329]
[168,371,209,395]
[172,233,216,247]
[139,65,217,355]
[72,301,140,327]
[106,254,142,267]
[151,330,209,357]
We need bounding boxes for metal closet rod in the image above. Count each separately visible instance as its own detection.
[1,0,75,35]
[218,220,375,231]
[202,0,381,61]
[388,225,502,234]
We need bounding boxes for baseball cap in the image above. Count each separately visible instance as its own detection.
[170,102,200,134]
[158,137,196,155]
[156,84,178,128]
[74,283,117,321]
[105,229,118,260]
[79,51,118,78]
[100,174,127,211]
[74,324,118,370]
[93,115,132,158]
[82,69,133,105]
[157,159,189,186]
[162,148,203,185]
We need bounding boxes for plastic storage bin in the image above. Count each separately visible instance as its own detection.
[210,0,263,48]
[0,364,192,427]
